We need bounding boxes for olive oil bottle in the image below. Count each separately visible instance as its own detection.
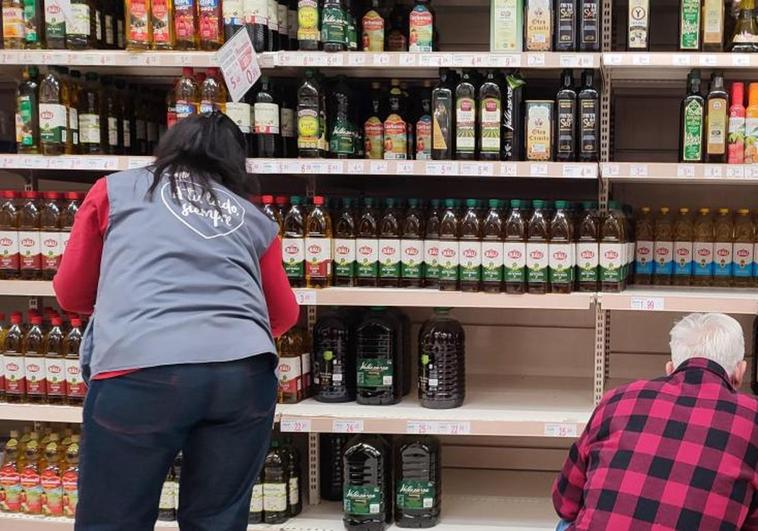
[680,70,705,162]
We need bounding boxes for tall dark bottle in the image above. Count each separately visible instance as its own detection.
[313,309,356,402]
[578,0,600,51]
[343,434,392,531]
[705,72,728,163]
[255,76,281,157]
[503,72,525,161]
[680,70,705,162]
[282,437,302,517]
[455,70,477,161]
[297,70,321,158]
[394,436,442,528]
[320,433,348,501]
[356,307,406,406]
[556,69,577,162]
[245,0,269,52]
[478,71,502,161]
[418,308,465,409]
[262,439,289,524]
[330,77,356,159]
[431,68,454,160]
[322,0,347,52]
[578,69,599,162]
[554,0,577,51]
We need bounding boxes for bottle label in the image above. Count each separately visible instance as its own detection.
[557,99,576,156]
[65,358,86,397]
[277,356,302,396]
[755,243,758,278]
[733,242,753,278]
[79,114,100,144]
[2,6,24,38]
[199,0,221,40]
[330,123,354,155]
[383,114,407,160]
[20,468,42,514]
[682,99,704,162]
[549,242,574,284]
[123,119,131,148]
[4,354,26,396]
[67,3,90,36]
[707,98,727,155]
[480,97,501,152]
[576,242,599,282]
[44,0,66,40]
[357,358,392,388]
[176,101,197,121]
[301,351,311,390]
[254,102,280,134]
[107,116,118,147]
[628,0,649,48]
[396,480,435,510]
[439,240,459,281]
[19,230,42,271]
[364,117,384,159]
[432,92,452,151]
[580,98,598,158]
[746,117,758,164]
[95,8,101,40]
[0,460,23,512]
[456,97,476,152]
[23,0,40,43]
[459,240,482,281]
[280,108,295,138]
[288,476,299,506]
[378,238,401,278]
[174,0,195,39]
[128,0,150,43]
[223,0,241,20]
[46,357,66,397]
[267,0,278,32]
[61,470,78,517]
[362,9,384,51]
[333,238,356,278]
[117,18,125,46]
[344,485,383,515]
[282,237,305,278]
[679,0,701,50]
[525,0,551,50]
[41,469,63,516]
[225,102,252,134]
[243,0,267,24]
[635,240,654,275]
[297,0,318,42]
[599,243,623,282]
[481,241,504,283]
[526,102,552,161]
[503,241,527,283]
[556,1,576,47]
[151,0,171,43]
[415,115,432,159]
[693,241,713,276]
[409,5,432,52]
[673,241,693,276]
[401,239,424,279]
[159,480,177,511]
[41,231,62,272]
[305,237,331,280]
[263,483,287,512]
[653,240,673,275]
[16,96,34,147]
[424,239,440,280]
[713,241,732,277]
[297,108,319,150]
[702,0,722,44]
[250,484,263,513]
[580,0,599,46]
[315,348,345,388]
[0,230,20,271]
[321,6,346,45]
[526,242,548,283]
[356,238,379,277]
[39,104,67,145]
[69,108,78,146]
[728,114,746,164]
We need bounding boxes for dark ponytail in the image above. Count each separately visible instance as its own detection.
[147,111,259,201]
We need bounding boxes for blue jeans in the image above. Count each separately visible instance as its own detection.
[557,520,572,531]
[75,354,278,531]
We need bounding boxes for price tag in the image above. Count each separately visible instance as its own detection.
[282,160,304,173]
[452,54,474,67]
[632,53,651,65]
[500,162,517,176]
[347,160,367,174]
[704,165,723,178]
[294,290,317,305]
[630,164,648,177]
[630,296,665,311]
[699,54,717,66]
[396,161,414,174]
[369,161,389,174]
[47,52,68,65]
[216,28,261,103]
[347,53,367,66]
[333,419,364,433]
[527,53,545,66]
[419,54,440,67]
[246,159,260,172]
[99,53,116,65]
[261,160,281,174]
[127,157,153,170]
[425,162,458,176]
[399,54,418,66]
[529,163,548,176]
[732,54,751,67]
[372,53,391,66]
[475,163,494,176]
[306,54,329,66]
[327,161,344,174]
[48,157,75,170]
[302,160,328,174]
[601,163,619,177]
[498,54,521,67]
[406,421,471,435]
[544,423,578,437]
[726,165,745,178]
[676,165,695,178]
[280,418,312,432]
[562,164,581,177]
[459,162,479,176]
[559,54,580,67]
[672,54,692,66]
[326,54,344,66]
[80,53,99,65]
[173,54,194,65]
[604,53,622,65]
[579,54,596,67]
[22,156,49,169]
[277,51,294,66]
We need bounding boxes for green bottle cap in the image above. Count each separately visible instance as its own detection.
[364,197,374,207]
[488,199,500,208]
[385,198,395,207]
[555,200,569,209]
[445,199,456,208]
[408,198,418,207]
[430,199,440,208]
[466,199,477,208]
[581,201,594,209]
[510,199,522,208]
[532,199,545,208]
[290,196,302,205]
[342,197,352,207]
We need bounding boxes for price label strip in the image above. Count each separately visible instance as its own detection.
[630,296,665,311]
[407,421,471,435]
[544,423,578,438]
[280,418,312,432]
[333,419,364,433]
[294,290,317,305]
[216,28,262,103]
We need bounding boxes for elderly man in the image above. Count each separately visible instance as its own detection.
[553,313,758,530]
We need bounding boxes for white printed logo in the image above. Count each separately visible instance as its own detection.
[161,179,245,239]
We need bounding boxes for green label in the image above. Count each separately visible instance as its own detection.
[679,0,700,49]
[17,96,33,146]
[45,0,65,40]
[439,263,458,281]
[577,266,598,282]
[460,264,480,281]
[357,258,378,278]
[505,266,525,282]
[357,358,393,388]
[321,6,346,44]
[396,480,435,510]
[683,100,703,161]
[527,267,547,283]
[600,265,622,282]
[284,261,304,277]
[380,262,400,278]
[482,265,503,282]
[335,261,354,277]
[401,263,422,278]
[344,485,383,516]
[549,267,573,284]
[424,263,440,280]
[330,123,354,155]
[23,0,39,42]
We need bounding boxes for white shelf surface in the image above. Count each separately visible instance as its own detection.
[0,469,556,531]
[602,162,758,184]
[0,280,57,297]
[601,287,758,314]
[603,52,758,80]
[278,375,592,438]
[0,402,82,423]
[0,49,220,67]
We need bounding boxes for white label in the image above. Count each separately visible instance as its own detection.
[713,241,732,272]
[268,0,278,30]
[0,230,19,261]
[67,3,90,35]
[549,242,574,270]
[40,231,62,267]
[526,242,549,271]
[250,484,263,513]
[281,107,295,138]
[674,241,693,266]
[282,238,305,263]
[159,480,177,510]
[305,237,331,265]
[39,103,67,141]
[4,354,25,383]
[439,240,459,267]
[254,102,280,134]
[401,239,424,266]
[294,290,316,305]
[635,240,654,264]
[107,116,118,146]
[263,483,287,512]
[733,242,753,273]
[333,238,356,265]
[406,421,471,435]
[278,356,302,379]
[459,240,482,267]
[544,423,578,437]
[356,238,379,263]
[24,356,45,384]
[482,241,504,269]
[630,297,665,311]
[79,114,100,143]
[280,418,312,432]
[504,241,527,267]
[64,358,83,387]
[575,242,598,269]
[333,419,364,433]
[599,243,624,269]
[378,239,401,266]
[45,357,65,390]
[19,230,41,259]
[694,241,714,269]
[653,241,673,266]
[217,27,262,103]
[122,119,131,148]
[225,102,252,133]
[289,476,299,505]
[424,239,440,268]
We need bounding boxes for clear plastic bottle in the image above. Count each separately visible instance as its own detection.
[4,313,26,403]
[263,439,290,524]
[0,191,20,280]
[548,200,574,293]
[40,192,62,281]
[333,198,357,287]
[653,207,673,286]
[16,67,40,154]
[18,191,42,280]
[712,208,734,286]
[20,434,43,514]
[305,195,333,288]
[480,199,504,293]
[320,433,348,501]
[672,207,694,286]
[692,207,715,286]
[282,196,306,288]
[599,201,626,292]
[64,319,85,405]
[61,435,80,517]
[175,67,199,121]
[633,207,654,285]
[39,67,69,156]
[459,199,482,292]
[356,198,380,287]
[44,316,66,405]
[418,308,465,409]
[423,199,441,289]
[526,199,549,294]
[503,199,527,294]
[733,208,755,287]
[438,199,460,292]
[23,315,47,404]
[378,198,402,288]
[277,328,305,404]
[401,198,425,288]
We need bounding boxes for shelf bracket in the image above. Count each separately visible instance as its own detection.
[308,432,320,506]
[593,302,610,405]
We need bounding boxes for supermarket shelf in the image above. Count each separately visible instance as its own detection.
[0,402,81,423]
[603,52,758,80]
[0,280,56,297]
[0,49,224,68]
[278,375,592,438]
[601,162,758,184]
[0,154,151,172]
[0,469,556,530]
[600,288,758,314]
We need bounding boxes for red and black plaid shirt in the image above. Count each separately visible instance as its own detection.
[553,358,758,530]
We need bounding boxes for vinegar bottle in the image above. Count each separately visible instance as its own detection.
[173,0,197,49]
[305,196,333,288]
[198,0,223,49]
[126,0,152,49]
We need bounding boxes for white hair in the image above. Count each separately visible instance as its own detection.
[669,313,745,374]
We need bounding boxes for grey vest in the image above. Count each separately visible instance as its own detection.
[81,168,279,377]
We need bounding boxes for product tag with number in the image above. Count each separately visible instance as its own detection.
[216,28,261,102]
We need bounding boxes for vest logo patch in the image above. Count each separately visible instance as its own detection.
[161,180,245,239]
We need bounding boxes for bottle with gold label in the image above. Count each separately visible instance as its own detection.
[2,0,26,48]
[39,67,69,156]
[627,0,649,50]
[701,0,724,52]
[705,72,728,163]
[524,0,552,51]
[126,0,152,49]
[151,0,174,48]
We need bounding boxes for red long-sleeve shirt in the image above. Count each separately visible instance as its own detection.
[54,179,299,379]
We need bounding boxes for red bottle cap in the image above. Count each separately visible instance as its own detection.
[0,312,5,321]
[275,195,288,206]
[71,318,82,327]
[182,67,194,77]
[313,196,325,206]
[65,191,79,200]
[51,317,62,326]
[30,316,42,325]
[22,190,39,199]
[43,191,60,200]
[261,195,274,204]
[10,314,22,324]
[77,192,87,200]
[2,190,16,199]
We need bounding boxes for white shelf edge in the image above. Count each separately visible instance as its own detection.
[599,288,758,314]
[603,51,758,69]
[601,162,758,184]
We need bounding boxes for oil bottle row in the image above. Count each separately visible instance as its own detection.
[0,425,80,516]
[249,436,303,524]
[634,206,758,288]
[14,66,169,156]
[0,190,81,280]
[266,195,632,295]
[320,433,442,529]
[276,326,313,404]
[308,307,465,409]
[0,309,86,405]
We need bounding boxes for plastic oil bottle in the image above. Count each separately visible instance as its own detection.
[2,0,26,48]
[548,200,574,293]
[356,307,404,405]
[480,199,504,293]
[40,435,64,516]
[733,209,755,286]
[320,433,348,501]
[459,199,482,292]
[378,198,402,288]
[343,434,392,531]
[575,202,599,292]
[173,0,197,49]
[653,207,673,286]
[0,430,22,512]
[599,202,626,292]
[673,207,694,285]
[418,308,465,409]
[305,195,333,288]
[40,191,61,280]
[423,199,441,289]
[199,67,227,113]
[401,198,425,288]
[64,318,85,404]
[633,207,654,285]
[504,199,527,294]
[356,198,380,287]
[277,328,305,404]
[526,199,549,294]
[282,437,302,516]
[313,309,355,402]
[4,313,25,402]
[61,434,79,517]
[19,191,41,280]
[712,208,734,286]
[334,198,357,287]
[394,435,441,528]
[438,199,460,291]
[175,67,199,121]
[0,191,20,280]
[282,196,306,288]
[39,67,68,155]
[125,0,152,49]
[16,67,40,154]
[692,207,715,286]
[20,434,43,514]
[150,0,174,49]
[44,316,66,404]
[23,315,47,404]
[297,70,321,158]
